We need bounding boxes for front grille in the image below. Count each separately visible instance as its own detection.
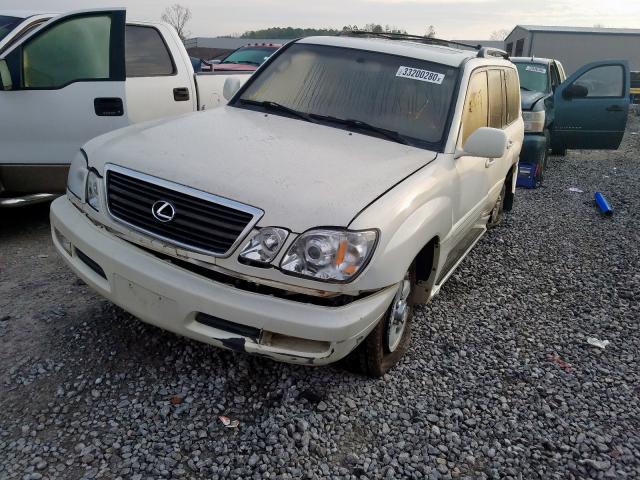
[105,166,262,256]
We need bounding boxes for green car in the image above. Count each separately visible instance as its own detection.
[512,57,630,188]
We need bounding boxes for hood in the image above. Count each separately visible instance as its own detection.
[213,63,258,71]
[85,107,435,232]
[520,89,548,111]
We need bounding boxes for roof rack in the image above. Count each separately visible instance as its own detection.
[477,47,509,59]
[338,30,480,51]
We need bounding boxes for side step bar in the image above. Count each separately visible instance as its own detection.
[0,193,59,208]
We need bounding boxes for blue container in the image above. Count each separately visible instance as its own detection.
[595,192,613,215]
[516,163,537,188]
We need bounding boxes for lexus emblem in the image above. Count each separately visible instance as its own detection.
[151,200,176,222]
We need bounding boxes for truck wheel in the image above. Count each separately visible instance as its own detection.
[348,268,415,377]
[488,182,506,228]
[536,150,547,186]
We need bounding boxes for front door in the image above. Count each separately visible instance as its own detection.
[553,60,629,150]
[0,9,128,169]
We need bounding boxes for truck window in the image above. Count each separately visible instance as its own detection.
[22,15,111,88]
[504,68,520,124]
[488,69,505,129]
[460,70,488,144]
[125,25,175,77]
[572,65,624,98]
[550,63,561,89]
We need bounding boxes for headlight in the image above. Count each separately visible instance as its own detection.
[239,227,288,265]
[522,111,545,133]
[86,170,101,211]
[67,151,88,200]
[280,229,377,282]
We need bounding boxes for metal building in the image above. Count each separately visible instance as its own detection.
[505,25,640,74]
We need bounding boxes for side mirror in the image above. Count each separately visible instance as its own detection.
[562,83,588,99]
[0,59,12,90]
[223,77,242,101]
[457,127,507,159]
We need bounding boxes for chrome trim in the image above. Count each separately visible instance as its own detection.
[103,163,264,258]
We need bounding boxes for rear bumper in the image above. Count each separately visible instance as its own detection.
[50,196,396,365]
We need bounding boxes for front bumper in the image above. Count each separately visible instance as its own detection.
[50,196,397,365]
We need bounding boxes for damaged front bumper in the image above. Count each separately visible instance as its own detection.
[50,196,397,365]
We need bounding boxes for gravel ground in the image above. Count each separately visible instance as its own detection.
[1,115,639,480]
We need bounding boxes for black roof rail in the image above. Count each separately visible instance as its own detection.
[477,47,509,59]
[337,30,480,51]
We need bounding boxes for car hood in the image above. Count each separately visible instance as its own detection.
[85,107,435,232]
[520,89,548,111]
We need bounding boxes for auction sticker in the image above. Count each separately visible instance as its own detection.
[396,66,445,84]
[525,65,547,74]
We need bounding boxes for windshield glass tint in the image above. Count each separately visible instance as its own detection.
[239,43,458,147]
[515,62,549,92]
[223,47,277,66]
[0,15,22,42]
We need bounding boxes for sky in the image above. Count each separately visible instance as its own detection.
[7,0,640,39]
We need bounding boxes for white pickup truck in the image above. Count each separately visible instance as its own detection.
[0,8,251,207]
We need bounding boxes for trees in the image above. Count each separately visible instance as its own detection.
[425,25,436,38]
[161,4,192,42]
[489,29,510,41]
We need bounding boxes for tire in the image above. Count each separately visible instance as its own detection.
[535,150,547,187]
[551,146,566,157]
[347,268,415,377]
[487,182,506,228]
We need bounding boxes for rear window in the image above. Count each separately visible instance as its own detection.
[0,15,22,42]
[222,46,278,67]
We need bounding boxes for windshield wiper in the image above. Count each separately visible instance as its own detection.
[239,99,315,123]
[309,114,412,146]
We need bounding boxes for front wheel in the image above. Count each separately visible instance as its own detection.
[487,182,506,228]
[347,268,415,377]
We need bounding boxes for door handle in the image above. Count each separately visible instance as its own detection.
[173,87,190,102]
[606,105,623,112]
[94,97,124,116]
[485,158,496,168]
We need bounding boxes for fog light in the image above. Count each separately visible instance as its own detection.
[55,228,72,255]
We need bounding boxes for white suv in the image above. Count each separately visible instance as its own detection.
[51,34,524,376]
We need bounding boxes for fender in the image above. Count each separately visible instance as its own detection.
[348,158,454,293]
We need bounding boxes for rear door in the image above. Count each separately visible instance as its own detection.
[553,60,629,149]
[124,23,196,123]
[0,9,128,166]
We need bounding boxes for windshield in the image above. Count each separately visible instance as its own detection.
[237,43,458,148]
[222,46,278,66]
[0,15,22,42]
[515,62,550,93]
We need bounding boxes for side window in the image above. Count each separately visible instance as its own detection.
[572,65,624,98]
[22,15,111,88]
[514,39,524,56]
[460,70,488,145]
[125,25,174,77]
[488,69,505,128]
[504,68,520,124]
